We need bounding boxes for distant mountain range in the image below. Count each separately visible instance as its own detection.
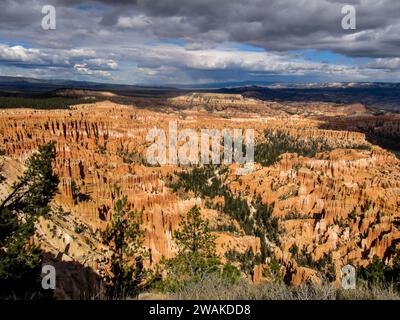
[215,84,400,112]
[0,76,399,112]
[0,76,178,95]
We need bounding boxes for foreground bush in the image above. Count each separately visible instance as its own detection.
[167,275,400,300]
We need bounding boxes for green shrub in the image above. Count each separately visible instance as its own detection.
[255,129,332,166]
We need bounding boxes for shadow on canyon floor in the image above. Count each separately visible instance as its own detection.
[319,116,400,158]
[42,253,105,300]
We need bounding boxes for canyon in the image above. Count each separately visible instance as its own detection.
[1,93,400,298]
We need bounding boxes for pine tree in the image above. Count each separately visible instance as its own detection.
[161,205,222,291]
[101,186,145,299]
[0,142,59,299]
[174,205,217,257]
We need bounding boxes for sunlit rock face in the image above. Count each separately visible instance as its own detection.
[0,96,399,286]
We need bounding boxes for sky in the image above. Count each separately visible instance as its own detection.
[0,0,399,85]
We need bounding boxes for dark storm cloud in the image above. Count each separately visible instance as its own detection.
[133,0,400,58]
[14,0,398,58]
[0,0,399,83]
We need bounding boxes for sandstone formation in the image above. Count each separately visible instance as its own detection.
[1,94,399,292]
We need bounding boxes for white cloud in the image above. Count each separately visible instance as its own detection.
[130,45,356,76]
[0,43,116,79]
[117,15,152,29]
[73,63,111,77]
[368,58,400,70]
[0,45,42,63]
[87,58,119,70]
[68,48,97,58]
